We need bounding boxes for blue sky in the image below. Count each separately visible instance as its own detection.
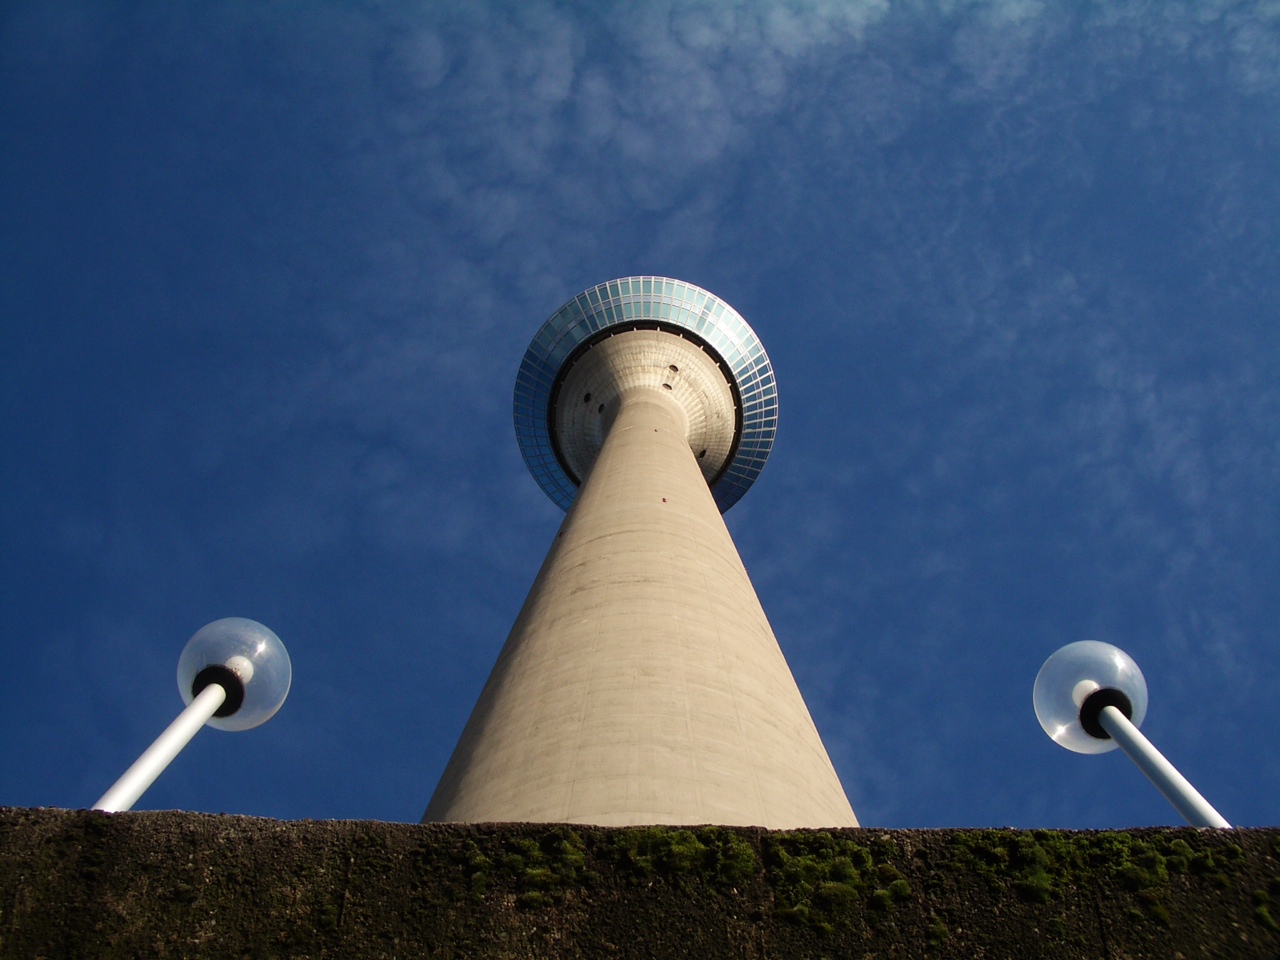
[2,1,1277,829]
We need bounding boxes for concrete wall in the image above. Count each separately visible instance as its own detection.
[4,808,1278,959]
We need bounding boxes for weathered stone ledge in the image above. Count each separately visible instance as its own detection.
[2,807,1277,958]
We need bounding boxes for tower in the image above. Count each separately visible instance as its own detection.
[424,277,857,828]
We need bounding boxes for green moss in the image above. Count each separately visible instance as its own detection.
[764,833,871,911]
[776,904,810,924]
[927,919,949,947]
[521,866,559,889]
[1136,889,1170,925]
[436,827,592,908]
[870,835,900,862]
[813,880,859,911]
[318,902,341,931]
[1116,842,1167,891]
[763,832,915,929]
[709,830,760,888]
[1255,885,1278,932]
[1189,850,1216,875]
[614,827,699,877]
[950,832,1064,903]
[505,829,588,906]
[609,826,759,890]
[942,828,1251,911]
[1165,838,1193,874]
[1012,867,1052,904]
[465,844,492,897]
[876,863,904,884]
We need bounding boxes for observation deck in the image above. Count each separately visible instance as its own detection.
[514,277,778,512]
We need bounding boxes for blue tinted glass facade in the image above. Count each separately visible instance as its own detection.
[514,277,778,513]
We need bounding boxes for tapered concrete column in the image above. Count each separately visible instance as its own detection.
[425,329,857,827]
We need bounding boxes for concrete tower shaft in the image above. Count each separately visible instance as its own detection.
[424,279,857,828]
[425,332,856,826]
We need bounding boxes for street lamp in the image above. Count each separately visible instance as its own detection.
[93,618,291,813]
[1033,640,1229,828]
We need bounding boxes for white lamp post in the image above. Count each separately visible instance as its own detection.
[93,618,291,813]
[1033,640,1230,829]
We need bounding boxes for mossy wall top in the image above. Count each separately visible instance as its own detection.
[2,808,1279,959]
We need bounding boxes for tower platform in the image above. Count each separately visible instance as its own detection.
[513,276,777,512]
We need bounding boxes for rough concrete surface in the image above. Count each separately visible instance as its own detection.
[2,807,1279,958]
